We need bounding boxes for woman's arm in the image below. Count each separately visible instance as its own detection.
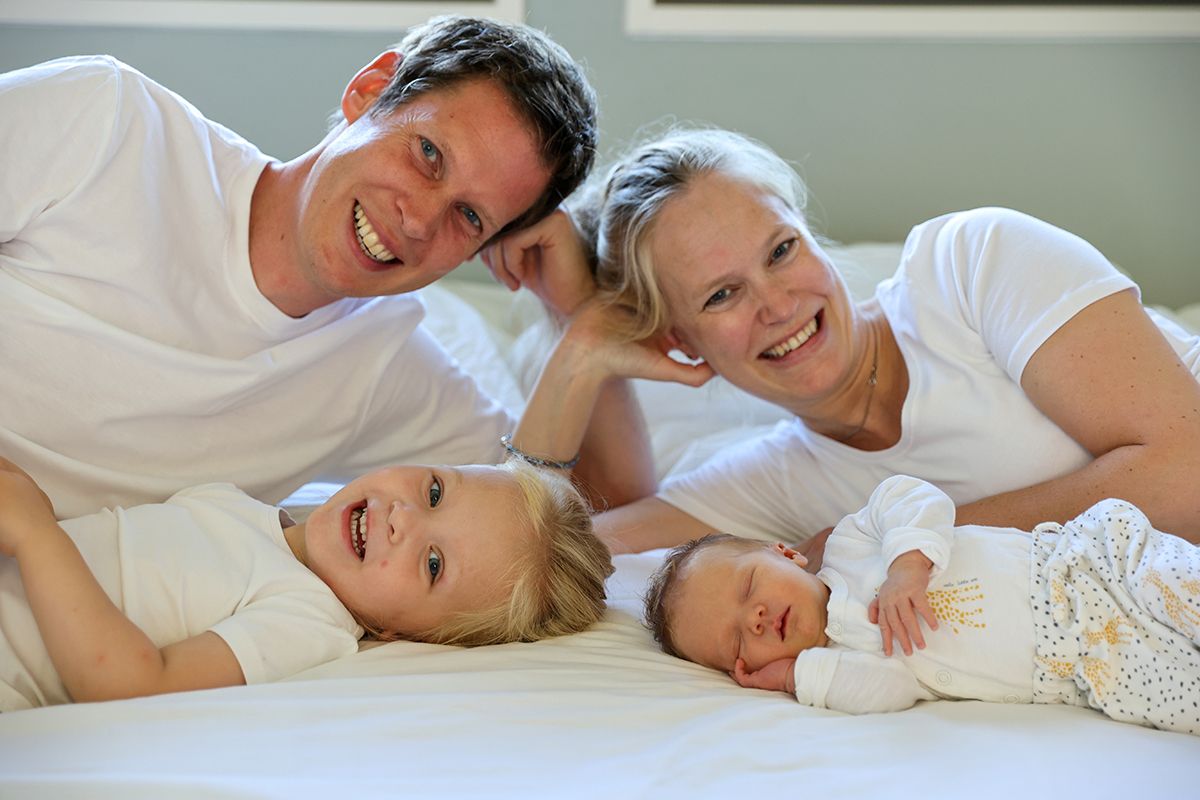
[958,289,1200,540]
[510,301,713,510]
[592,495,716,554]
[0,461,245,702]
[488,209,713,510]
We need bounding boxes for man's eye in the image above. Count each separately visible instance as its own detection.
[419,137,439,164]
[429,476,442,507]
[704,288,731,309]
[460,206,482,233]
[427,549,442,582]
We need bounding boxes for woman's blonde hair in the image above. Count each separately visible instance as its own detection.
[578,127,809,341]
[369,459,612,647]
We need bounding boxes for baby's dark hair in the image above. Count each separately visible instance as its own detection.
[643,533,772,658]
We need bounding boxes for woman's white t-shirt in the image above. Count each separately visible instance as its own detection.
[659,207,1200,542]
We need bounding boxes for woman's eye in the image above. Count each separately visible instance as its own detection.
[427,549,442,582]
[460,206,483,233]
[703,288,731,309]
[428,476,442,507]
[419,137,439,165]
[770,238,794,263]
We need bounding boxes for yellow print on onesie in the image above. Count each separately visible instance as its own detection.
[926,578,986,634]
[1145,569,1200,638]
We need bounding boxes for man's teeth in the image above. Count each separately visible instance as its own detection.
[350,507,366,560]
[763,318,819,359]
[354,203,397,263]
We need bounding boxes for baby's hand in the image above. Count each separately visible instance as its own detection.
[869,550,938,657]
[0,458,57,557]
[730,657,797,695]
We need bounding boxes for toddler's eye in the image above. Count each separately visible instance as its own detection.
[427,549,442,582]
[704,288,731,309]
[428,476,442,508]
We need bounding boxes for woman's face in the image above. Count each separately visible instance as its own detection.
[649,171,858,414]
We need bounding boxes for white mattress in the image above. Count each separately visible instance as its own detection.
[2,245,1196,797]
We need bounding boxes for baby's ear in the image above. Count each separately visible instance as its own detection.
[773,542,807,567]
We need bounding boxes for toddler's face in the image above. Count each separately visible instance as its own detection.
[669,542,830,673]
[302,464,527,638]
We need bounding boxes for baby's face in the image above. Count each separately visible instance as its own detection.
[669,542,830,673]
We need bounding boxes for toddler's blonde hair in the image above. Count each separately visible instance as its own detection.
[372,459,612,647]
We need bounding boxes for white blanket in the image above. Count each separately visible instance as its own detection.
[1,245,1196,797]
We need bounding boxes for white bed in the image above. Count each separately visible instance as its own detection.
[1,245,1197,797]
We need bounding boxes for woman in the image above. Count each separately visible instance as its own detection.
[484,128,1200,556]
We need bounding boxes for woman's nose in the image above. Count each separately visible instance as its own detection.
[756,285,797,326]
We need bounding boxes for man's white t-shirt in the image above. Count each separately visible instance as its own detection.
[0,483,362,711]
[659,207,1200,542]
[0,56,512,518]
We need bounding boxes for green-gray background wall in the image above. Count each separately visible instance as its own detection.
[2,1,1197,305]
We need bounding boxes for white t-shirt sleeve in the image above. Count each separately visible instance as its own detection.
[844,475,957,578]
[908,207,1136,383]
[0,56,120,244]
[658,420,869,543]
[794,648,934,713]
[210,592,361,686]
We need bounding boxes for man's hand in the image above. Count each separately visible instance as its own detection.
[480,208,596,321]
[869,550,938,656]
[731,656,796,695]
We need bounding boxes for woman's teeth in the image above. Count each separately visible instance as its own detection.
[350,506,367,560]
[354,203,397,263]
[762,318,819,359]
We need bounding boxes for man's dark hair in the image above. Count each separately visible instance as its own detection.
[375,15,598,240]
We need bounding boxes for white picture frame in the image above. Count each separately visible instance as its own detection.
[624,0,1200,40]
[0,0,526,32]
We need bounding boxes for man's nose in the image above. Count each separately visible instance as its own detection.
[399,195,443,242]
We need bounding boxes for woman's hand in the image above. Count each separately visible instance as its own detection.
[561,300,715,389]
[0,457,57,557]
[481,208,596,321]
[731,656,797,694]
[869,549,938,657]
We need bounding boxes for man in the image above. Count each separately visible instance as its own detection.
[0,16,599,518]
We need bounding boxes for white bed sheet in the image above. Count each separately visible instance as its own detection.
[2,245,1197,798]
[1,549,1195,798]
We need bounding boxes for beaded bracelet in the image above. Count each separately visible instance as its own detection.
[500,434,580,470]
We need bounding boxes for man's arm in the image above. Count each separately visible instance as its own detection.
[0,461,244,702]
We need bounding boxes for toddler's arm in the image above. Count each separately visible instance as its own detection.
[0,460,245,702]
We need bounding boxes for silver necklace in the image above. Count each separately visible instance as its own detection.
[839,331,879,443]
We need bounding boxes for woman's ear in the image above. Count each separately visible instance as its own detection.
[666,328,698,361]
[341,50,402,124]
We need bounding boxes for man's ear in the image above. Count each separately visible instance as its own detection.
[666,328,698,361]
[341,50,401,124]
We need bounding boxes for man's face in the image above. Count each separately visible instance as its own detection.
[280,66,550,316]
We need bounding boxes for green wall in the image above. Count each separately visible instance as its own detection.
[2,1,1197,305]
